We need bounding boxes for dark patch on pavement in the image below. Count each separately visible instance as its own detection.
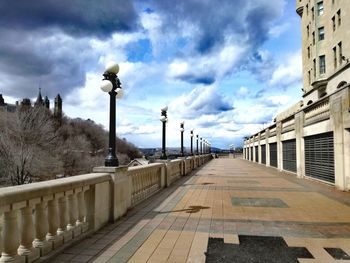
[324,247,350,260]
[232,197,289,208]
[205,235,314,263]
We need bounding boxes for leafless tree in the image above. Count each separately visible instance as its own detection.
[0,106,60,185]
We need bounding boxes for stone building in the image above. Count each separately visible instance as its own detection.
[0,90,63,117]
[243,0,350,190]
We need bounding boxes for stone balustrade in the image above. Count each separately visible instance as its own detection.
[166,159,183,186]
[0,154,212,263]
[129,163,164,206]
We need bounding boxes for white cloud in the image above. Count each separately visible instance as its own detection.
[269,51,302,87]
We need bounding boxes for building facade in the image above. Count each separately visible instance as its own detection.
[243,0,350,191]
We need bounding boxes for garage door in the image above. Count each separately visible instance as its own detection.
[305,132,334,183]
[255,146,258,162]
[282,139,296,173]
[250,147,253,161]
[261,145,266,164]
[269,143,278,167]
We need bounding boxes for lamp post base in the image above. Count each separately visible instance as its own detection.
[105,148,119,167]
[160,154,167,160]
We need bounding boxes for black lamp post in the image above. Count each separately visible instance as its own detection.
[100,63,123,167]
[180,122,184,157]
[196,135,199,155]
[160,106,168,159]
[190,130,194,155]
[200,137,203,155]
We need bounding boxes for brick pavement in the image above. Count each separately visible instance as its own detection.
[50,159,350,263]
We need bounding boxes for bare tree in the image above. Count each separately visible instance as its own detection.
[0,106,60,185]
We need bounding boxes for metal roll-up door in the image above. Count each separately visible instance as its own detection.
[255,146,258,162]
[282,139,296,173]
[305,132,334,183]
[250,147,253,161]
[270,143,278,167]
[261,145,266,164]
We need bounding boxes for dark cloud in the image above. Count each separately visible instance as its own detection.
[178,75,215,85]
[0,0,139,38]
[0,0,140,100]
[152,0,283,54]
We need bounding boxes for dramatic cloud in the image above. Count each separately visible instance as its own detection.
[0,0,139,100]
[169,85,234,119]
[0,0,139,37]
[151,0,285,84]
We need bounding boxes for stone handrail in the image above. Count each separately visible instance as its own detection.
[128,163,164,206]
[304,98,330,126]
[0,154,213,262]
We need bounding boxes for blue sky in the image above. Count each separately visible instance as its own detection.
[0,0,302,149]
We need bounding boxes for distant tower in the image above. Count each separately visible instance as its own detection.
[21,98,32,107]
[44,96,50,109]
[34,88,44,107]
[54,94,62,118]
[0,94,5,106]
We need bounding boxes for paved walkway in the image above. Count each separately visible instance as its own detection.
[51,159,350,263]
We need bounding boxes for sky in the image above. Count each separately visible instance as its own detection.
[0,0,302,149]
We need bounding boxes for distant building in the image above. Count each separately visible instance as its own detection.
[243,0,350,191]
[0,89,62,117]
[128,158,150,167]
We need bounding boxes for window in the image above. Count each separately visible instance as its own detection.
[313,59,316,78]
[308,70,311,85]
[317,2,324,16]
[311,7,315,20]
[318,27,325,41]
[319,55,326,74]
[333,46,337,69]
[332,16,336,31]
[307,46,311,58]
[306,4,309,15]
[338,42,343,65]
[337,9,341,26]
[307,25,310,37]
[312,32,315,45]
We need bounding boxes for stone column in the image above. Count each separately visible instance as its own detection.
[295,111,305,178]
[265,128,270,167]
[1,209,20,262]
[67,192,79,237]
[276,122,283,171]
[330,94,346,190]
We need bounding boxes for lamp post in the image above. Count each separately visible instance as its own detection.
[190,130,194,155]
[200,137,203,155]
[196,135,199,155]
[160,106,168,159]
[180,122,184,157]
[100,63,124,167]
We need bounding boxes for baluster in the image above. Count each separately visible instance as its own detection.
[57,196,68,240]
[67,193,77,235]
[46,198,58,245]
[18,205,34,257]
[32,201,50,256]
[76,190,84,235]
[0,209,20,262]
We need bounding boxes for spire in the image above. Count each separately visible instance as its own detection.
[35,88,44,106]
[44,96,50,109]
[54,94,62,118]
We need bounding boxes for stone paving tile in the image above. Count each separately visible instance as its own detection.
[53,159,350,263]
